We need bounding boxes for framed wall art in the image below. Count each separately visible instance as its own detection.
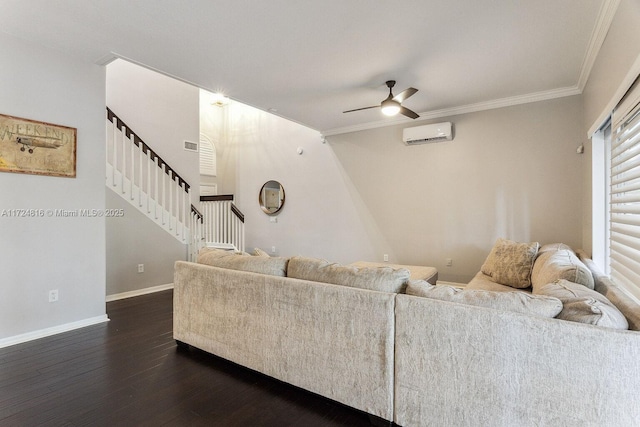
[0,113,77,178]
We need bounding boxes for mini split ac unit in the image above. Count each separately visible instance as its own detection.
[402,122,453,145]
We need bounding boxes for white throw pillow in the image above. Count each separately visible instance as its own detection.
[198,248,288,277]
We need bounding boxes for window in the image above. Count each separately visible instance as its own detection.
[607,77,640,303]
[199,134,217,177]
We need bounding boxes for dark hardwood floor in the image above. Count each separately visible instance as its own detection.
[0,290,375,426]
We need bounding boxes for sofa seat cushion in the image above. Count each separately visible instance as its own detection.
[481,238,539,288]
[532,249,594,291]
[466,271,531,293]
[197,247,288,277]
[536,280,629,329]
[406,280,562,318]
[349,261,438,284]
[288,256,410,293]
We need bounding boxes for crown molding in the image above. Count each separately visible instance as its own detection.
[577,0,621,91]
[322,86,582,136]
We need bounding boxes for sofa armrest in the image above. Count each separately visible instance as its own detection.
[174,260,396,421]
[174,260,269,372]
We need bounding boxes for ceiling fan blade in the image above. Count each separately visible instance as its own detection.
[399,106,419,119]
[393,87,418,103]
[343,105,379,113]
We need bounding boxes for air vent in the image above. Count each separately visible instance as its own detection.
[184,140,198,152]
[405,135,451,145]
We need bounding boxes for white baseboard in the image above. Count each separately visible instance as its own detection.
[436,280,467,288]
[106,283,174,302]
[0,314,109,349]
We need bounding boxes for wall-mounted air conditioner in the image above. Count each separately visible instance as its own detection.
[402,122,453,145]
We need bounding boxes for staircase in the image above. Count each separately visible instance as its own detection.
[105,108,204,260]
[105,108,245,259]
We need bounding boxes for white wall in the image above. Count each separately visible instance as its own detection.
[0,33,107,342]
[105,60,200,296]
[200,90,235,195]
[106,59,200,204]
[227,96,583,283]
[219,101,383,262]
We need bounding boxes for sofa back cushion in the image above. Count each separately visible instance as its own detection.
[577,251,640,331]
[480,238,539,288]
[287,256,410,293]
[197,248,288,277]
[406,280,562,318]
[532,249,594,291]
[536,280,628,329]
[538,243,573,253]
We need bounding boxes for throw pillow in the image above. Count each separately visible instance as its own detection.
[198,248,288,277]
[536,280,628,329]
[531,249,594,291]
[406,280,562,318]
[253,247,270,257]
[287,256,410,293]
[480,238,539,288]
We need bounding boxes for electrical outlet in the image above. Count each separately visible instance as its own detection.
[271,246,276,253]
[49,289,59,302]
[446,258,453,267]
[137,264,144,273]
[383,254,389,262]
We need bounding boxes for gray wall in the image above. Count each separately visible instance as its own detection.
[106,190,187,296]
[581,0,640,255]
[330,97,584,283]
[0,33,106,341]
[105,59,200,296]
[230,96,584,283]
[583,0,640,133]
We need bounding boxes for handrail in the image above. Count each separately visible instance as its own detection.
[200,194,245,223]
[106,107,204,247]
[107,107,190,192]
[200,195,234,202]
[230,203,245,223]
[191,205,203,223]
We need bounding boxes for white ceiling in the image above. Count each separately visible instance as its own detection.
[1,0,615,135]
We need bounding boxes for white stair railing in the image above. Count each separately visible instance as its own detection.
[106,108,203,254]
[200,195,245,252]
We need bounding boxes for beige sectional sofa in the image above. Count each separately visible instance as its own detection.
[173,243,640,426]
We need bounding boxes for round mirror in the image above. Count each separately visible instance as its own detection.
[259,180,285,215]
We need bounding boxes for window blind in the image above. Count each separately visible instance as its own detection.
[610,80,640,303]
[199,135,217,177]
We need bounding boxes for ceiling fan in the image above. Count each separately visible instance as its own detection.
[343,80,419,119]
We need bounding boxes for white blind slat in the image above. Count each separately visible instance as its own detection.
[609,84,640,301]
[611,212,640,227]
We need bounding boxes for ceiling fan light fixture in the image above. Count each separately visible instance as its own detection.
[381,99,400,116]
